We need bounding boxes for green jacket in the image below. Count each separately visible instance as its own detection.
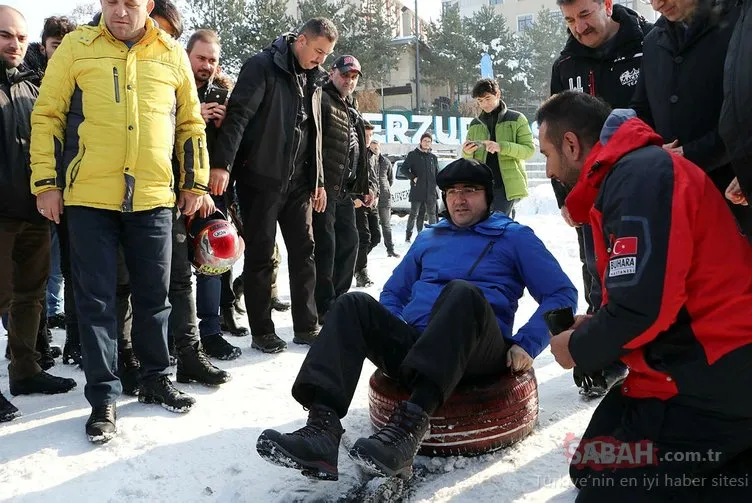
[463,103,535,200]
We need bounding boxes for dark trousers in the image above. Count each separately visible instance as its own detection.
[406,199,437,238]
[291,280,510,418]
[236,181,317,336]
[355,205,381,272]
[571,387,752,502]
[312,192,359,316]
[377,204,395,253]
[168,210,200,349]
[492,188,517,217]
[67,206,172,407]
[0,218,50,380]
[56,214,78,339]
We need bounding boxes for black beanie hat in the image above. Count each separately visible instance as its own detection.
[437,158,495,210]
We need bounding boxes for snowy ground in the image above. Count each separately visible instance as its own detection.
[0,186,600,502]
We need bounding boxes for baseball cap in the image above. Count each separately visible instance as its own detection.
[332,55,363,76]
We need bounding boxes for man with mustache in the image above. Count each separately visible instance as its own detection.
[256,158,576,481]
[550,0,652,397]
[0,5,78,424]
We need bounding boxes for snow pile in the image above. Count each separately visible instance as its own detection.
[0,190,598,502]
[516,184,562,217]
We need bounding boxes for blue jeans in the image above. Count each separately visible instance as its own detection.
[67,206,172,408]
[46,223,64,315]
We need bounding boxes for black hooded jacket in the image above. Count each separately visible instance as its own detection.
[550,5,653,206]
[211,34,325,193]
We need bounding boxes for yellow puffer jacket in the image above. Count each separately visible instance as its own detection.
[30,17,209,212]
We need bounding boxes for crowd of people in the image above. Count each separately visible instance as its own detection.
[1,0,752,500]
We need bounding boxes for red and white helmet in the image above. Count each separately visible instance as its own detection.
[188,212,244,276]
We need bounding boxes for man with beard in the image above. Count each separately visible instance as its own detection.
[0,6,77,423]
[549,0,652,397]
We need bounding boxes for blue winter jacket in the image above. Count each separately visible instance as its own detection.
[380,213,577,358]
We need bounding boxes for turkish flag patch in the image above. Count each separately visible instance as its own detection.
[611,236,638,257]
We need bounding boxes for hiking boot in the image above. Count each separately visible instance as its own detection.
[43,325,62,358]
[257,404,344,481]
[387,250,401,258]
[232,277,246,315]
[348,401,430,478]
[293,327,320,346]
[176,343,231,386]
[86,403,117,444]
[405,234,411,243]
[251,333,287,354]
[118,347,141,396]
[138,375,195,413]
[220,307,250,337]
[63,326,82,366]
[9,370,77,396]
[271,297,291,312]
[48,313,66,329]
[0,390,20,422]
[201,333,242,360]
[36,326,55,371]
[355,269,374,288]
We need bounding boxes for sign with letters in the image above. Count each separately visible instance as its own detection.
[362,113,474,145]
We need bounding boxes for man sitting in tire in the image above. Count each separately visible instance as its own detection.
[256,158,577,480]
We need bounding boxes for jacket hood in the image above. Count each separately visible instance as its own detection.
[560,5,651,59]
[565,115,663,224]
[21,42,46,82]
[432,212,514,237]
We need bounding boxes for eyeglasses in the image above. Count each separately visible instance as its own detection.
[445,187,483,197]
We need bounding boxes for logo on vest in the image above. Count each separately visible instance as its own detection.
[608,236,638,277]
[620,69,640,87]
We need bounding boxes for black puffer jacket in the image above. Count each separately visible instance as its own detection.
[720,0,752,199]
[320,81,368,196]
[0,62,41,222]
[402,148,438,203]
[550,4,652,207]
[212,34,324,193]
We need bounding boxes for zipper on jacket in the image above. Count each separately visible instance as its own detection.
[113,67,121,103]
[468,241,495,276]
[588,69,596,97]
[68,157,83,192]
[198,137,204,175]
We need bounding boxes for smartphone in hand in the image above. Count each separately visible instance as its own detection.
[205,86,228,104]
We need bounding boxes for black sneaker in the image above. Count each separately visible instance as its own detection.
[63,327,82,366]
[118,347,141,396]
[86,404,117,444]
[355,269,374,288]
[348,401,430,478]
[293,327,320,346]
[251,333,287,354]
[36,326,55,371]
[405,235,411,243]
[257,404,344,481]
[271,297,291,312]
[387,250,401,258]
[176,343,231,386]
[0,390,20,422]
[48,313,66,329]
[9,370,77,396]
[138,375,195,413]
[201,333,242,360]
[220,307,250,337]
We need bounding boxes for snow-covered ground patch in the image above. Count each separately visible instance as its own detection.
[0,190,598,502]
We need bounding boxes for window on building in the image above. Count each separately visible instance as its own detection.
[517,14,534,31]
[614,0,635,8]
[550,9,564,25]
[489,0,503,5]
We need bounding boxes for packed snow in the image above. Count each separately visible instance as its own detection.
[0,186,599,502]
